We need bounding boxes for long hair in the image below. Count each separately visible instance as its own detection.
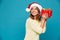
[30,7,41,22]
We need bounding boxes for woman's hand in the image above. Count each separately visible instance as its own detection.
[42,13,49,21]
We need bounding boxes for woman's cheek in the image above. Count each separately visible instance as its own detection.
[35,10,38,13]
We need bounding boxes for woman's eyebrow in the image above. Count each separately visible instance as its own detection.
[31,8,33,10]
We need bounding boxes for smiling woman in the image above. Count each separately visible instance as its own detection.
[24,2,48,40]
[30,6,41,21]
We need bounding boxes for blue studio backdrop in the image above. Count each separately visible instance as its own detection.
[0,0,60,40]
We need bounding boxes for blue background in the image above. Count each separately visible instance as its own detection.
[0,0,60,40]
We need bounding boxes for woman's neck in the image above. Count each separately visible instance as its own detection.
[34,16,36,20]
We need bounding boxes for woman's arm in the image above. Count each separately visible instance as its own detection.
[40,18,46,28]
[41,19,46,33]
[26,17,47,34]
[40,13,48,33]
[41,13,48,28]
[26,18,43,34]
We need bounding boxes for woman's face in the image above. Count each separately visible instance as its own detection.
[30,6,39,16]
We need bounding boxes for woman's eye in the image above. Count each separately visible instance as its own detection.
[31,8,33,10]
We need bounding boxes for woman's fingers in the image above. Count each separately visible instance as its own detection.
[42,13,48,20]
[45,13,48,19]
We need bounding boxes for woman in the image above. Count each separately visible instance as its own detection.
[24,2,48,40]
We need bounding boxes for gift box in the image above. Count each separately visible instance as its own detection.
[41,8,52,18]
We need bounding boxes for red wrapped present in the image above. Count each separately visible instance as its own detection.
[41,8,52,18]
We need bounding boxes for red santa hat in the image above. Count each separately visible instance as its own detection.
[26,2,43,12]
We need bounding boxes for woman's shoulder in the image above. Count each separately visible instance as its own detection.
[26,17,32,22]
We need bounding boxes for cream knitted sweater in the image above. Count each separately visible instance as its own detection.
[24,17,46,40]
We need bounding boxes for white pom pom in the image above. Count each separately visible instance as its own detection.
[26,8,30,12]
